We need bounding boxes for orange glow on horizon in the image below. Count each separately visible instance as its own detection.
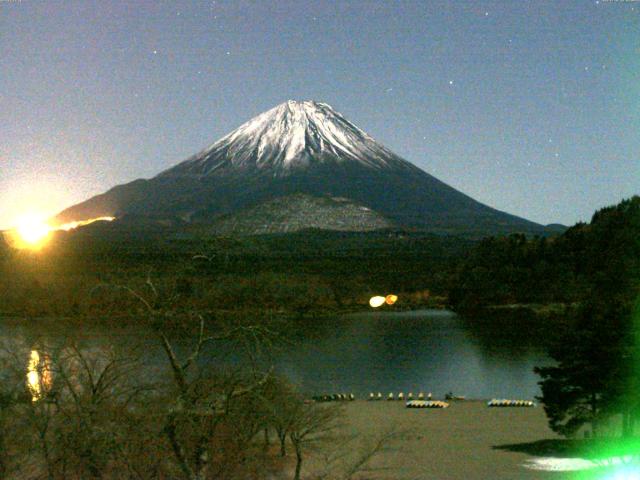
[4,215,115,250]
[15,215,51,247]
[56,216,116,231]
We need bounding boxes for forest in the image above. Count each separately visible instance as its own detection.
[451,196,640,440]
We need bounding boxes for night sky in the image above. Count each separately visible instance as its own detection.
[1,0,638,229]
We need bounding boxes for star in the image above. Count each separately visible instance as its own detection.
[449,80,454,85]
[484,11,489,16]
[153,50,158,55]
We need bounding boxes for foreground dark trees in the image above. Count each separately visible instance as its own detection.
[534,301,630,437]
[0,331,335,479]
[535,197,640,438]
[0,278,390,479]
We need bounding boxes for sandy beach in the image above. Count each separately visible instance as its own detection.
[305,400,575,480]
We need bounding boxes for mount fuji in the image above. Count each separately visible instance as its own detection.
[56,100,550,236]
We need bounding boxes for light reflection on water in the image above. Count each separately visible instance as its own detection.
[26,349,52,401]
[9,309,550,400]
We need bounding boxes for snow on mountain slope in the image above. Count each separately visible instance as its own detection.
[158,100,413,177]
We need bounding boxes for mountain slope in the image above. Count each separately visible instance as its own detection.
[56,100,548,236]
[210,194,393,235]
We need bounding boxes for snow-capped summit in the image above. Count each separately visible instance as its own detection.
[56,100,549,236]
[159,100,412,177]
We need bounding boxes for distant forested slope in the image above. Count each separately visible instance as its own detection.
[449,196,640,312]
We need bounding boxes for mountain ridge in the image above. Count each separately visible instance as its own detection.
[56,100,552,236]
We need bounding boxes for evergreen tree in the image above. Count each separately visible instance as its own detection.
[535,196,640,438]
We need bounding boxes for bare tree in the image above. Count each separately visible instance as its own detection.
[261,377,299,457]
[308,427,400,480]
[109,279,276,480]
[0,345,32,478]
[0,335,158,480]
[338,428,399,480]
[27,340,154,479]
[288,401,342,480]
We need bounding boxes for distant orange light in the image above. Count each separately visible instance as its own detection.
[385,294,398,305]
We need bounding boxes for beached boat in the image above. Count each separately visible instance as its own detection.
[487,399,535,407]
[406,400,449,409]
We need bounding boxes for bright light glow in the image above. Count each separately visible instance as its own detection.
[26,349,52,402]
[15,215,51,247]
[523,456,600,472]
[603,464,640,480]
[27,350,42,402]
[607,465,640,480]
[369,296,386,308]
[385,294,398,305]
[57,216,115,231]
[524,456,640,478]
[6,215,115,250]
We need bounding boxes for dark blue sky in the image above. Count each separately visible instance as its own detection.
[1,0,638,228]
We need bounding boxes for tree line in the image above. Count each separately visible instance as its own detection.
[534,197,640,438]
[451,196,640,438]
[449,197,639,314]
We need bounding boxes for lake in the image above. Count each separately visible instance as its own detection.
[3,309,551,400]
[275,309,551,399]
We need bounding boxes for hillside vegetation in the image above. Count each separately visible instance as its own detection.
[449,196,640,313]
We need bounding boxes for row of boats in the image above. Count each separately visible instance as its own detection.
[369,392,433,401]
[311,394,535,408]
[406,400,449,408]
[313,392,437,402]
[312,394,356,402]
[406,399,535,408]
[487,399,535,407]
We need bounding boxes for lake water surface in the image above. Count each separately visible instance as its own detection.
[3,309,551,400]
[274,309,551,399]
